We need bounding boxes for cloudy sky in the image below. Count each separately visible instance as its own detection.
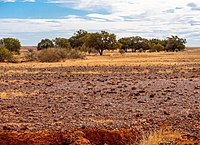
[0,0,200,46]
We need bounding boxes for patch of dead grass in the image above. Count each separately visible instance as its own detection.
[139,129,181,145]
[0,50,199,68]
[0,91,31,99]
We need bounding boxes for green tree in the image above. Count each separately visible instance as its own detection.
[118,36,151,52]
[166,35,186,52]
[37,39,54,50]
[68,29,88,48]
[85,31,120,55]
[53,37,71,49]
[118,37,130,52]
[149,38,167,51]
[0,38,21,54]
[129,36,150,52]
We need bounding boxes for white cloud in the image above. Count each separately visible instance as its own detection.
[0,16,199,45]
[87,13,124,22]
[46,0,200,25]
[1,0,200,45]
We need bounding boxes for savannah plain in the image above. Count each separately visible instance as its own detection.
[0,47,200,145]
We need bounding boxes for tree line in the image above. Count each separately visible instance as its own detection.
[0,29,186,57]
[37,30,186,55]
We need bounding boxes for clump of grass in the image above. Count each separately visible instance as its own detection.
[139,129,181,145]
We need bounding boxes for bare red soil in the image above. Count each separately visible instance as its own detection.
[0,64,199,144]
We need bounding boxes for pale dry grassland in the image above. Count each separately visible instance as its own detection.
[0,47,199,68]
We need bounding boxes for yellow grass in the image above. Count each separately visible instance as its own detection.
[139,129,181,145]
[0,91,33,99]
[0,49,200,68]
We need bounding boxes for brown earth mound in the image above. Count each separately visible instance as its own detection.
[0,128,141,145]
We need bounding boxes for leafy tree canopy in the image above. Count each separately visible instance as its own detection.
[37,39,54,50]
[166,35,186,52]
[68,29,88,48]
[53,37,71,49]
[0,38,21,54]
[85,31,121,55]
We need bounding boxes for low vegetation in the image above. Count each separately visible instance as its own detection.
[139,129,181,145]
[0,46,16,62]
[26,48,85,62]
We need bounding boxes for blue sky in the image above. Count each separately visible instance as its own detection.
[0,0,200,46]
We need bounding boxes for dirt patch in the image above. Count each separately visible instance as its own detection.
[0,63,199,144]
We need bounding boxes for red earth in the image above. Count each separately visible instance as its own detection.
[0,64,199,144]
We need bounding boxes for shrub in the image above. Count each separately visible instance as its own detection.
[36,48,60,62]
[25,49,38,61]
[80,45,98,55]
[0,46,14,62]
[150,43,165,52]
[65,49,85,59]
[35,48,85,62]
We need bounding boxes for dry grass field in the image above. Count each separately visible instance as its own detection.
[0,47,200,145]
[2,47,200,68]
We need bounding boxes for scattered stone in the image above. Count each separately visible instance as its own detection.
[3,126,11,130]
[164,111,170,115]
[20,126,28,131]
[139,90,145,93]
[149,94,155,98]
[137,100,146,103]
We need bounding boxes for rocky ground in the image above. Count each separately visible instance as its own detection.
[0,64,199,144]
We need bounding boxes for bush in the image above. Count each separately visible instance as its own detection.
[0,46,14,62]
[25,49,38,61]
[65,49,85,59]
[80,45,98,55]
[34,48,85,62]
[36,48,60,62]
[150,43,164,52]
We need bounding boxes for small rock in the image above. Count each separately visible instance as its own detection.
[20,126,28,130]
[164,111,170,115]
[138,100,145,103]
[139,90,145,93]
[135,113,143,117]
[134,92,140,96]
[3,126,11,130]
[149,94,155,98]
[131,87,136,90]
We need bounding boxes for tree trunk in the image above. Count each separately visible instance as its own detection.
[99,49,103,56]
